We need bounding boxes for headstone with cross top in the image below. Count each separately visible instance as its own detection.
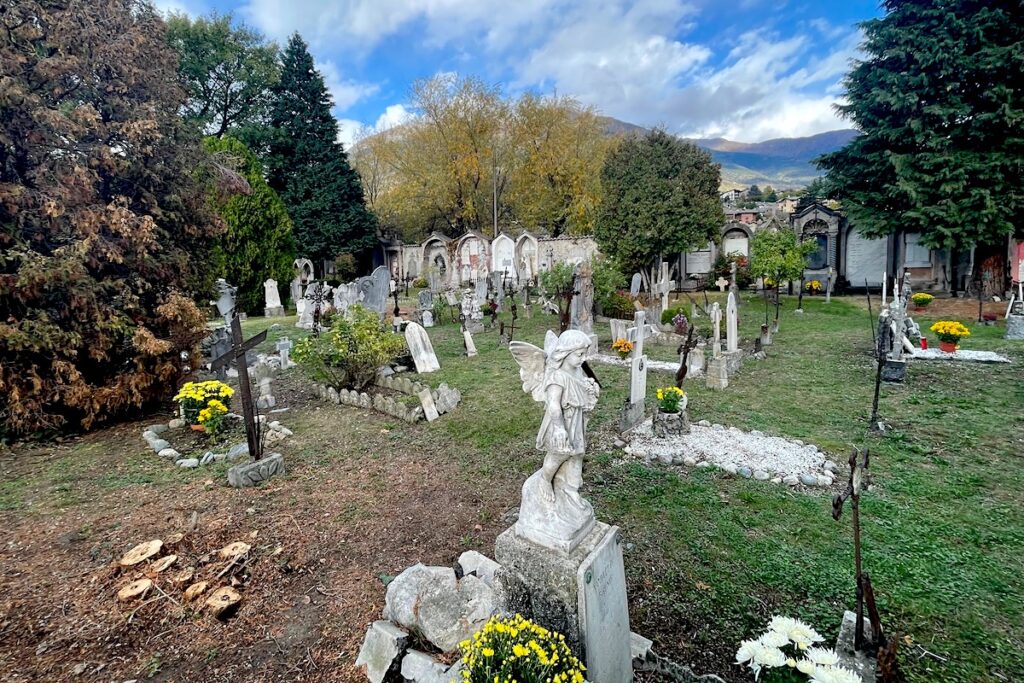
[211,316,267,461]
[305,282,332,336]
[627,310,648,406]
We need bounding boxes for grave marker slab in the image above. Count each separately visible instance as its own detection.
[405,322,440,373]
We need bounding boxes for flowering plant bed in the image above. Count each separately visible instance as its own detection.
[173,380,234,426]
[456,614,585,683]
[656,386,686,413]
[910,293,934,311]
[805,280,823,295]
[930,320,970,351]
[737,616,862,682]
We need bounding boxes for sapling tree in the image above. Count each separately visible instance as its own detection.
[750,229,815,328]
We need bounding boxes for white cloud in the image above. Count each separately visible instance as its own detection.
[239,0,862,142]
[316,60,380,113]
[336,103,415,149]
[374,104,414,131]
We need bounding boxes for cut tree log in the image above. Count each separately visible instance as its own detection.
[119,540,163,567]
[117,578,153,601]
[205,587,242,618]
[184,581,209,601]
[217,541,250,560]
[151,555,177,573]
[172,568,195,584]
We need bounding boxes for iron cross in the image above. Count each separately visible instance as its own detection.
[211,315,266,461]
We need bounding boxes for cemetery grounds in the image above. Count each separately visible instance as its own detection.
[0,293,1021,682]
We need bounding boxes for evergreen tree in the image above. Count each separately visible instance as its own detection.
[817,0,1024,250]
[594,130,723,276]
[205,137,295,313]
[266,34,377,269]
[0,0,222,435]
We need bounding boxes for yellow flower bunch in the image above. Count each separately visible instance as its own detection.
[930,320,970,343]
[911,292,934,306]
[196,401,227,423]
[173,380,234,425]
[611,338,634,358]
[806,280,822,293]
[458,614,585,683]
[656,385,686,413]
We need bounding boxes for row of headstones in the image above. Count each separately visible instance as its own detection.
[314,383,424,424]
[312,379,461,424]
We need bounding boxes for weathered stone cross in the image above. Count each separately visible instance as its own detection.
[652,261,675,313]
[211,315,266,461]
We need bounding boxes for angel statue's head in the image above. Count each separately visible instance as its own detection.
[548,330,592,371]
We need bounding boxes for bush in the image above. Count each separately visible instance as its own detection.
[292,305,407,390]
[604,291,635,319]
[457,614,585,683]
[592,257,626,314]
[413,276,428,289]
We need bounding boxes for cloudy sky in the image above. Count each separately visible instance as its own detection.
[156,0,881,147]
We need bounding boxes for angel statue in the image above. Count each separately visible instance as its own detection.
[510,330,601,553]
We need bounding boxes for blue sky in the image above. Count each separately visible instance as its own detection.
[155,0,883,147]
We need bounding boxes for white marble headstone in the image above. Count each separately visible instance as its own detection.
[726,291,739,353]
[405,322,440,373]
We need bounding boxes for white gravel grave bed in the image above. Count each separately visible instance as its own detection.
[590,353,679,373]
[624,418,839,488]
[910,348,1010,363]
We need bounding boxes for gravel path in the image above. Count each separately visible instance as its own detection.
[911,348,1010,363]
[590,353,684,373]
[625,419,839,488]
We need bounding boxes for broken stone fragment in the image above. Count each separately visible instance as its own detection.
[456,550,501,588]
[355,620,409,683]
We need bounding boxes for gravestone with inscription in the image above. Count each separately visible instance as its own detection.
[629,272,642,297]
[263,279,285,317]
[405,322,440,374]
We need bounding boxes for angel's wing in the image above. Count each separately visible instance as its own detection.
[543,330,558,356]
[509,341,547,402]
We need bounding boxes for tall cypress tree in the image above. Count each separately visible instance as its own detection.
[267,34,377,269]
[817,0,1024,251]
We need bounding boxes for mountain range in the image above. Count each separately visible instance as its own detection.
[599,117,858,190]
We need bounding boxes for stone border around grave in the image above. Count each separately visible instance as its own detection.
[624,418,839,488]
[141,416,292,469]
[312,377,461,424]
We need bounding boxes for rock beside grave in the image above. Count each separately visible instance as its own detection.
[355,620,409,683]
[200,451,215,466]
[226,443,249,460]
[783,475,800,486]
[147,424,169,434]
[753,470,770,481]
[168,418,185,429]
[456,551,500,588]
[400,650,455,683]
[176,458,199,468]
[799,473,818,486]
[382,564,497,652]
[737,466,753,478]
[227,453,285,488]
[158,448,180,459]
[721,463,738,474]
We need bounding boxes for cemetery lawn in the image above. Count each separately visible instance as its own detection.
[1,294,1022,682]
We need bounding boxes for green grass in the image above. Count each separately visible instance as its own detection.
[5,295,1020,681]
[357,293,1024,682]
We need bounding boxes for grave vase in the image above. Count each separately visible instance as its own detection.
[939,340,957,353]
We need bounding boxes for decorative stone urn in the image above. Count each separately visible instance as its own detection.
[653,393,690,437]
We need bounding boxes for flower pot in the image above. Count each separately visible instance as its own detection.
[653,408,691,437]
[191,424,206,432]
[913,306,926,313]
[939,340,957,353]
[616,351,631,360]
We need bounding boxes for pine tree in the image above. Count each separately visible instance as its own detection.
[817,0,1024,250]
[205,137,295,313]
[266,34,377,269]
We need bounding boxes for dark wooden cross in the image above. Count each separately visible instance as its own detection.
[306,282,331,336]
[797,273,806,310]
[210,315,267,461]
[869,317,890,432]
[832,448,886,654]
[392,287,401,319]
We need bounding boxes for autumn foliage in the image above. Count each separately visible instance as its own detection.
[0,0,222,436]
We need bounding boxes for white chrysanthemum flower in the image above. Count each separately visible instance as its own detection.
[769,616,799,634]
[736,639,759,664]
[806,647,841,667]
[753,645,787,669]
[797,658,817,675]
[810,665,863,683]
[790,621,825,646]
[759,630,790,648]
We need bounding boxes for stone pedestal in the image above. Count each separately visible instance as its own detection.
[835,611,878,683]
[620,398,645,433]
[722,349,743,376]
[760,325,772,347]
[264,305,285,317]
[495,523,632,683]
[706,357,728,390]
[881,358,907,383]
[1006,314,1024,340]
[687,344,705,377]
[653,409,691,437]
[227,453,285,488]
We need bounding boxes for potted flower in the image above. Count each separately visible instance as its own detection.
[672,312,689,336]
[612,338,634,359]
[805,280,822,295]
[929,320,970,353]
[173,380,234,431]
[911,292,934,312]
[653,386,689,437]
[457,614,586,683]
